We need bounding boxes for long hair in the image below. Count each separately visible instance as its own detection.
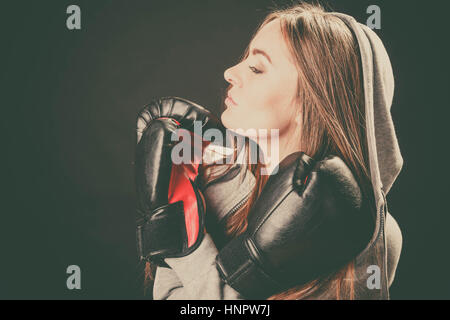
[144,1,376,300]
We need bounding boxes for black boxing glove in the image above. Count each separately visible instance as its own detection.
[135,97,226,267]
[136,96,226,144]
[215,152,374,299]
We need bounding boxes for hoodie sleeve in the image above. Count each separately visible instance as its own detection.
[153,232,244,300]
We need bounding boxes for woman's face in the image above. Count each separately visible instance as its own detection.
[221,19,300,138]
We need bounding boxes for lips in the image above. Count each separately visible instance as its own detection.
[226,94,238,106]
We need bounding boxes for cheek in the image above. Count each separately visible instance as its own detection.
[222,72,297,131]
[248,79,296,130]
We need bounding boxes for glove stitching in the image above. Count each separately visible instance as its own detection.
[251,189,294,236]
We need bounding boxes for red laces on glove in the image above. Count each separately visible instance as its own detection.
[166,126,210,248]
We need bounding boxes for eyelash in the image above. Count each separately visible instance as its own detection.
[249,66,262,74]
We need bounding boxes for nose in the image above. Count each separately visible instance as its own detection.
[224,64,241,88]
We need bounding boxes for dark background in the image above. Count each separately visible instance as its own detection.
[1,0,449,299]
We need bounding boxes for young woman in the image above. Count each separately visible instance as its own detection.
[135,2,403,300]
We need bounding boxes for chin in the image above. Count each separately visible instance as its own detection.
[220,109,233,129]
[221,110,246,132]
[221,109,264,136]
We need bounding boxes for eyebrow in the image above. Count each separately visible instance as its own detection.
[251,48,272,65]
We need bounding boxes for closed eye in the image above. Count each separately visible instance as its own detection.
[249,66,262,74]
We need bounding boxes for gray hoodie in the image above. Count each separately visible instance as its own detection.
[152,12,403,300]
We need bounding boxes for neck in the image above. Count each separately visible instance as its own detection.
[256,132,301,176]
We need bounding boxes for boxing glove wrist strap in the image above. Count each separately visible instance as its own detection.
[136,201,185,266]
[215,234,284,299]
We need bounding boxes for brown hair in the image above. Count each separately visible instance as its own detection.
[144,0,375,300]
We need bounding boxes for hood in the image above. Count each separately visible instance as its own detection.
[330,12,403,211]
